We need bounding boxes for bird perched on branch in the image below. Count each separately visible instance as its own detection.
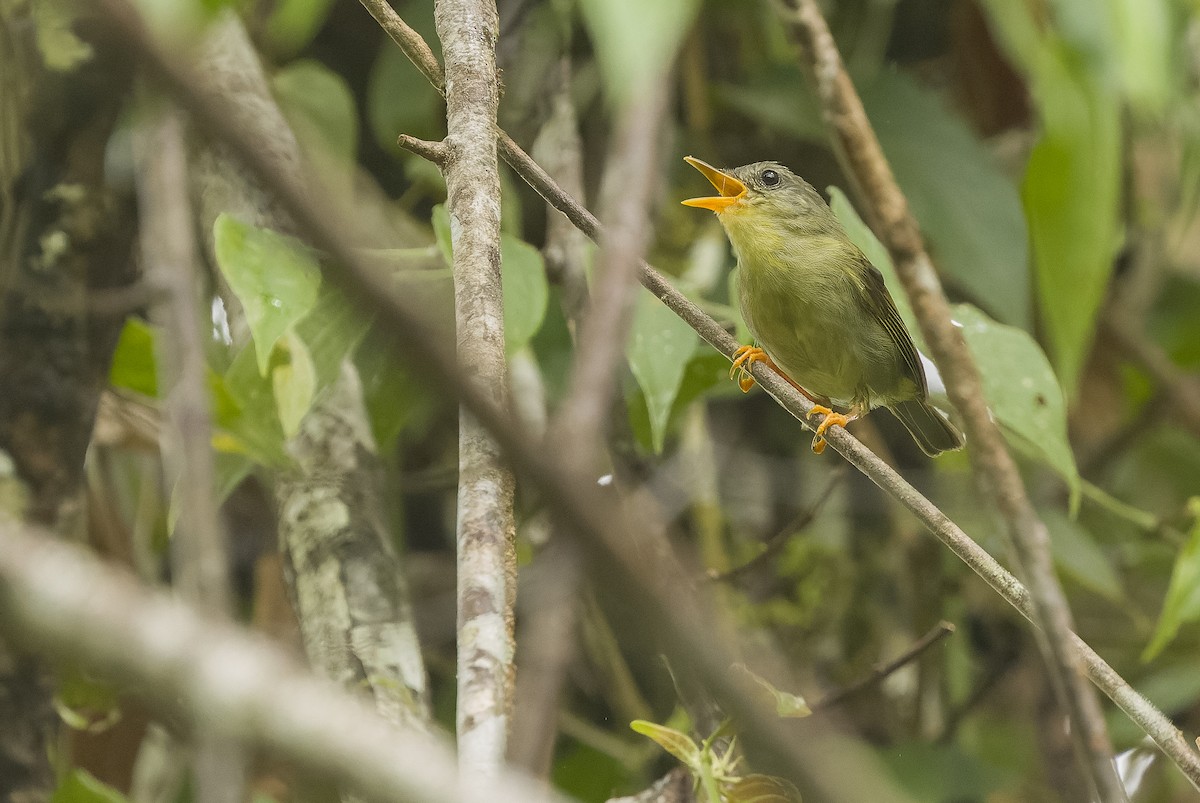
[682,156,963,457]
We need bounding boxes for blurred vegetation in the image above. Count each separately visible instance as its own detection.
[37,0,1200,800]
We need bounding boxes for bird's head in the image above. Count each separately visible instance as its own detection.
[681,157,830,234]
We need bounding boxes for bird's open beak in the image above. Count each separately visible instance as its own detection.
[681,156,746,212]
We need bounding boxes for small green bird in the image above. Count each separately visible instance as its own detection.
[682,156,964,457]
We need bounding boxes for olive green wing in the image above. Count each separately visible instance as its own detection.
[857,256,927,398]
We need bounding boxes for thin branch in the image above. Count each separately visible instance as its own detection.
[0,521,570,803]
[770,0,1126,798]
[396,134,449,167]
[434,0,517,777]
[811,621,955,712]
[101,0,1200,793]
[134,101,242,803]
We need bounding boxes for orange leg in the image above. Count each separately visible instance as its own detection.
[730,345,819,401]
[806,405,860,455]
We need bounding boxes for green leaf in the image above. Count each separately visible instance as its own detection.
[213,215,322,377]
[53,669,120,733]
[979,0,1122,396]
[828,187,924,352]
[725,774,803,803]
[262,0,337,58]
[953,303,1080,509]
[273,59,358,167]
[271,331,317,438]
[630,720,701,769]
[1041,509,1123,601]
[500,234,548,354]
[1144,498,1200,661]
[733,664,812,718]
[860,71,1031,330]
[295,287,373,390]
[626,293,698,452]
[367,23,445,152]
[219,346,289,467]
[354,329,432,452]
[51,769,128,803]
[577,0,700,107]
[109,318,158,397]
[33,0,92,71]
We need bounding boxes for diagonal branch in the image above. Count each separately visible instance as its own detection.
[101,0,1200,792]
[771,0,1125,798]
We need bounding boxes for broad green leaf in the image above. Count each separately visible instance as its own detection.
[726,774,803,803]
[980,0,1122,396]
[354,328,433,452]
[626,292,698,452]
[273,60,358,168]
[861,71,1031,330]
[214,215,321,377]
[262,0,336,58]
[1041,509,1123,601]
[271,331,317,438]
[577,0,700,107]
[630,720,701,769]
[109,318,158,397]
[500,234,548,354]
[828,187,924,352]
[733,663,811,718]
[953,303,1079,509]
[51,769,128,803]
[1144,498,1200,661]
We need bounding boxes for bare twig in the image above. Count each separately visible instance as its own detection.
[102,0,1200,792]
[770,0,1126,798]
[134,102,242,803]
[0,521,569,803]
[396,134,449,167]
[434,0,517,776]
[812,621,955,712]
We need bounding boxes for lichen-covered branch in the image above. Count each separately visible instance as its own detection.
[0,520,569,803]
[434,0,517,776]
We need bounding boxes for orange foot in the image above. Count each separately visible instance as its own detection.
[806,405,859,455]
[730,345,819,401]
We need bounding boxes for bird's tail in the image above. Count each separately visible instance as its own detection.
[889,400,964,457]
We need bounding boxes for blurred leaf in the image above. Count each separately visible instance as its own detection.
[214,214,322,377]
[220,345,289,467]
[828,187,924,352]
[861,71,1031,330]
[577,0,700,107]
[273,59,358,167]
[953,303,1080,510]
[551,742,635,802]
[726,774,803,803]
[1041,509,1124,601]
[51,769,128,803]
[367,27,444,152]
[214,451,252,504]
[271,331,317,438]
[1144,498,1200,661]
[733,664,812,718]
[880,740,1013,800]
[109,318,158,397]
[626,292,698,452]
[500,233,548,354]
[295,287,373,390]
[630,720,701,768]
[263,0,336,58]
[355,329,432,452]
[431,203,453,266]
[33,0,92,70]
[716,67,824,141]
[980,0,1122,396]
[53,669,120,733]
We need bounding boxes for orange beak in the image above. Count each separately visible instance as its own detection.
[681,156,746,213]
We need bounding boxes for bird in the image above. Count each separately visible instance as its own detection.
[681,155,964,457]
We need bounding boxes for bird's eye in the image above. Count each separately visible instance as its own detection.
[761,169,781,187]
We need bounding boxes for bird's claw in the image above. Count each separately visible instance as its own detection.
[730,345,770,393]
[807,405,854,455]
